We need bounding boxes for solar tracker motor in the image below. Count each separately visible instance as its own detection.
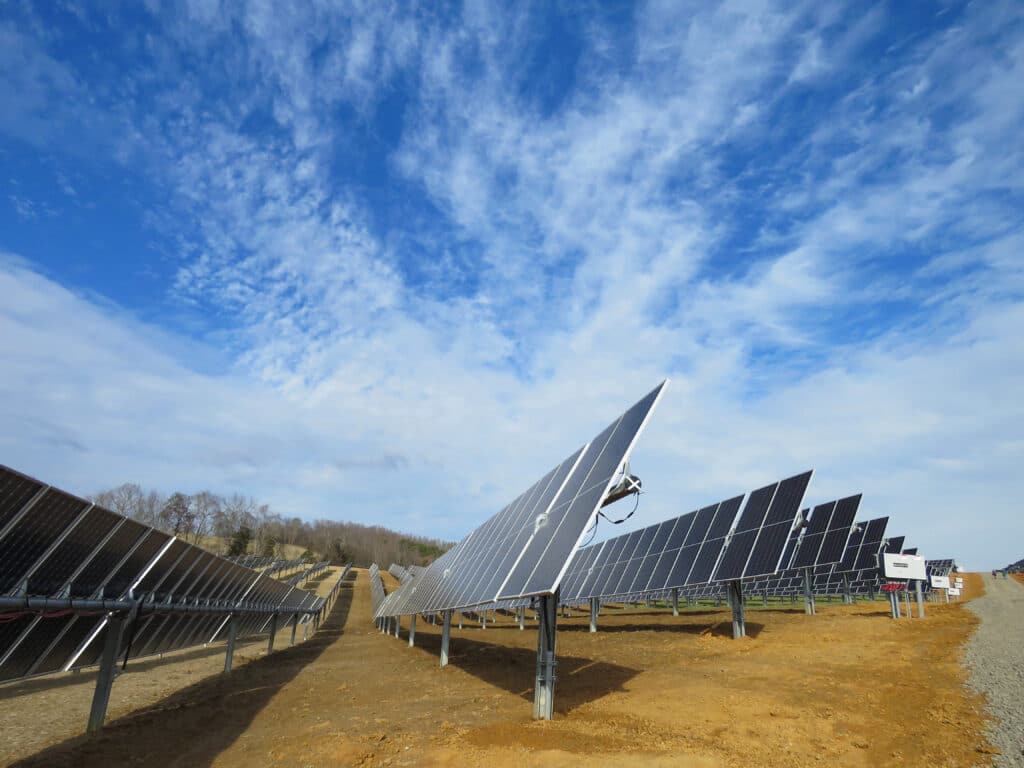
[602,473,642,508]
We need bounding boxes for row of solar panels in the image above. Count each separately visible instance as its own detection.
[373,384,673,618]
[369,564,386,613]
[388,564,413,584]
[0,463,323,685]
[375,467,815,620]
[287,561,330,586]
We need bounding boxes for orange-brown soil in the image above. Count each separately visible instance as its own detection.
[0,570,991,767]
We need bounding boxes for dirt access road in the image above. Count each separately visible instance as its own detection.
[966,573,1024,767]
[3,570,991,767]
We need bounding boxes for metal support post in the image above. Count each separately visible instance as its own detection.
[762,587,768,608]
[904,588,911,618]
[803,569,816,616]
[518,607,525,630]
[223,616,239,673]
[480,611,486,629]
[915,580,925,619]
[842,574,852,604]
[394,615,400,638]
[589,597,599,633]
[729,580,746,639]
[440,610,451,667]
[87,617,123,734]
[457,611,463,630]
[671,588,679,617]
[889,591,901,619]
[290,615,298,646]
[409,614,417,647]
[267,614,278,653]
[534,591,558,720]
[944,588,950,604]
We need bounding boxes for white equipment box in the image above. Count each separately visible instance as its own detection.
[948,587,961,596]
[881,553,927,581]
[930,575,951,589]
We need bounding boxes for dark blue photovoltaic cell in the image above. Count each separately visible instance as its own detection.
[102,529,171,598]
[683,504,717,546]
[71,519,148,597]
[0,489,92,595]
[686,496,741,584]
[838,526,865,572]
[684,496,743,585]
[612,525,659,595]
[791,502,835,569]
[26,506,122,595]
[817,494,860,566]
[0,468,45,532]
[640,513,693,592]
[561,545,601,599]
[625,520,674,594]
[779,526,801,571]
[854,518,889,572]
[711,485,777,582]
[739,471,813,578]
[884,536,905,554]
[902,548,917,555]
[595,530,643,596]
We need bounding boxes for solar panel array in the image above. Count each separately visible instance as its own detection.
[926,559,957,578]
[558,471,813,604]
[369,563,386,613]
[375,382,667,619]
[0,464,320,685]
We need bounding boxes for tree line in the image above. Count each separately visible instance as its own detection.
[90,483,450,567]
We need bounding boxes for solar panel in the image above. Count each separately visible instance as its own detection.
[687,497,743,583]
[377,382,668,618]
[0,463,323,691]
[816,495,860,565]
[790,502,833,569]
[884,535,905,555]
[740,471,814,578]
[837,523,864,572]
[713,471,813,581]
[853,517,889,572]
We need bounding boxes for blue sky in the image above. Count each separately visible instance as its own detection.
[1,1,1021,569]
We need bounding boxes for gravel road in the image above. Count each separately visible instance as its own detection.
[966,574,1024,767]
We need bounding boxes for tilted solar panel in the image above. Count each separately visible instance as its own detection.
[0,463,321,687]
[739,471,814,579]
[884,535,905,555]
[853,517,889,572]
[790,502,833,569]
[816,494,860,566]
[377,382,668,617]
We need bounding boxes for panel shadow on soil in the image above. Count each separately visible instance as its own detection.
[403,628,641,715]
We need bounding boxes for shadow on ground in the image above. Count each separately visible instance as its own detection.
[399,627,641,716]
[11,574,355,768]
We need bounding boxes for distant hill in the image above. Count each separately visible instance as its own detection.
[91,483,451,567]
[1006,558,1024,573]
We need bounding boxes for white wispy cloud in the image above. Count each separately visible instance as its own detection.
[0,1,1021,567]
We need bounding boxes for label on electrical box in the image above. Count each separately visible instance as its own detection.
[881,553,927,581]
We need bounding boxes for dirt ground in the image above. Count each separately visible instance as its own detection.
[0,570,991,768]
